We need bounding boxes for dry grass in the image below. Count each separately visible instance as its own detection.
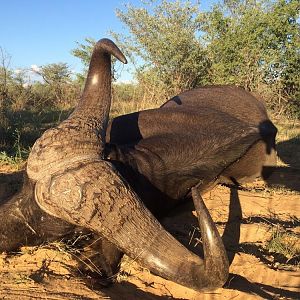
[265,226,300,263]
[110,85,165,118]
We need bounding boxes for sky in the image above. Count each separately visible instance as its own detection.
[0,0,216,82]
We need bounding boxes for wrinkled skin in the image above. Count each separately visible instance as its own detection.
[0,39,277,291]
[106,85,277,215]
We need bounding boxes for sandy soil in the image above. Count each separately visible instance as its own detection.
[0,167,299,300]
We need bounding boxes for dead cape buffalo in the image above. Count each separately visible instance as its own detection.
[0,39,277,291]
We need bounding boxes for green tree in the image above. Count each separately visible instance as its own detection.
[33,63,78,107]
[72,37,96,68]
[72,0,299,116]
[8,69,33,110]
[38,63,71,85]
[0,48,13,109]
[199,0,300,115]
[114,0,209,101]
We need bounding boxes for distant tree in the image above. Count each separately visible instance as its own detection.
[0,48,12,131]
[33,63,79,107]
[0,49,36,112]
[8,69,33,111]
[38,63,72,85]
[0,48,13,109]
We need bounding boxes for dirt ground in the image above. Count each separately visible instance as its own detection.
[0,164,299,300]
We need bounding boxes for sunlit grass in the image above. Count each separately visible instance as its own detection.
[265,226,300,262]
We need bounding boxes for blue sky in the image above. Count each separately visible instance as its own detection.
[0,0,216,81]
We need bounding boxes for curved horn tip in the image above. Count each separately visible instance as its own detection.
[96,38,127,64]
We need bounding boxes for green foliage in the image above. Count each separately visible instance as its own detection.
[0,48,13,111]
[0,51,78,161]
[72,37,96,68]
[69,0,300,117]
[33,62,80,107]
[38,63,71,85]
[266,226,300,260]
[0,151,24,167]
[199,0,300,115]
[111,0,299,116]
[1,0,300,167]
[114,0,210,100]
[0,107,73,162]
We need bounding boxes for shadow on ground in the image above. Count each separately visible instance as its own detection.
[226,273,300,300]
[277,137,300,169]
